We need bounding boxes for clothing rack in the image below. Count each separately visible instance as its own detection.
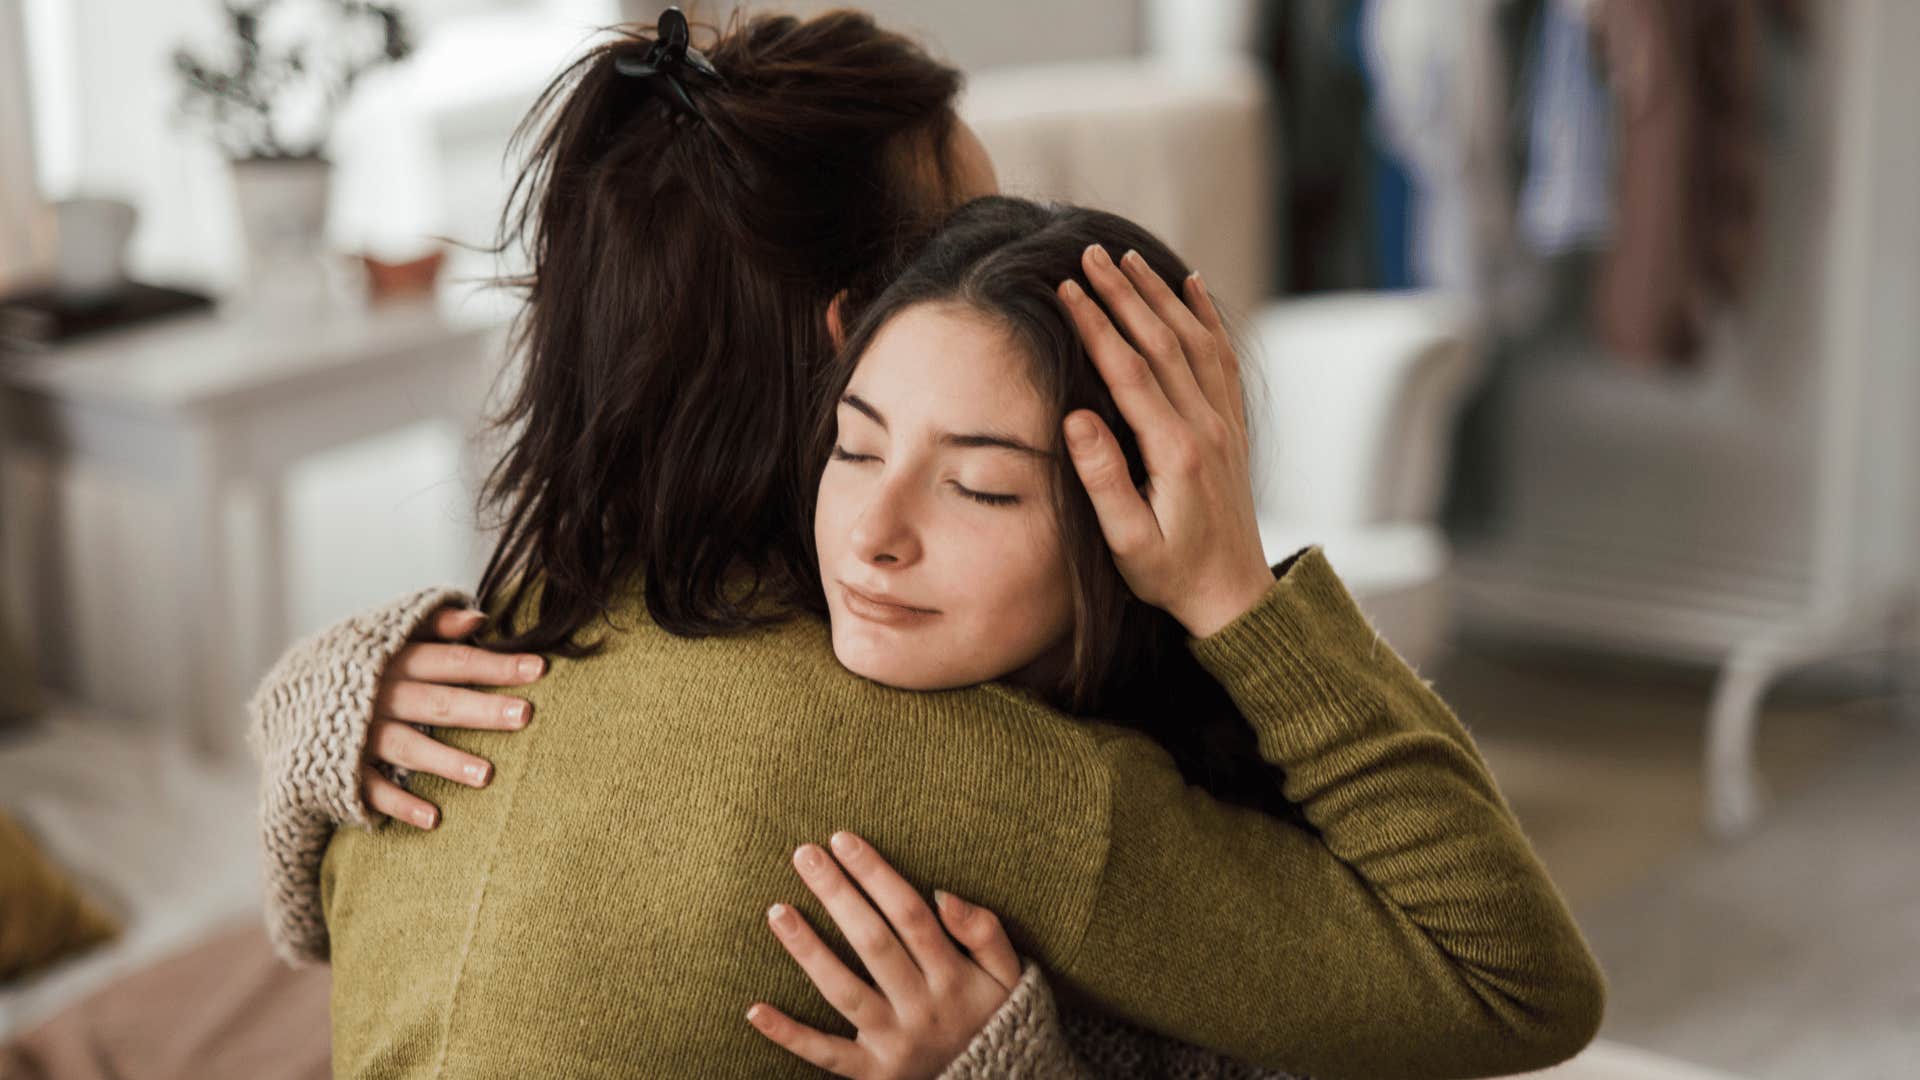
[1448,0,1920,836]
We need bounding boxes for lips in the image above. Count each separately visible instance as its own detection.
[838,582,939,626]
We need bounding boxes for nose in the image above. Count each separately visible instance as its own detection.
[848,473,922,568]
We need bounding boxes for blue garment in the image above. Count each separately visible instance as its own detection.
[1370,149,1415,290]
[1347,0,1413,289]
[1518,0,1613,254]
[1358,0,1509,296]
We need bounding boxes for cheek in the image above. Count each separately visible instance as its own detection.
[813,471,853,566]
[961,510,1074,636]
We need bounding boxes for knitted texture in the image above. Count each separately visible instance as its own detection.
[935,960,1094,1079]
[250,595,1148,1077]
[937,959,1306,1079]
[1055,994,1304,1080]
[246,584,472,965]
[272,547,1601,1077]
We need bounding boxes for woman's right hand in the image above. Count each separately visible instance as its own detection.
[362,605,547,829]
[748,831,1022,1079]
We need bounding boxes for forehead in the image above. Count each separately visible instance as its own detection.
[851,302,1049,431]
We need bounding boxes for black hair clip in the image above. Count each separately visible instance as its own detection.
[614,7,725,121]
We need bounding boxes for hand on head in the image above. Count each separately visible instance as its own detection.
[1057,244,1275,639]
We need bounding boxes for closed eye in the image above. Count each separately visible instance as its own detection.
[831,445,881,464]
[952,482,1018,507]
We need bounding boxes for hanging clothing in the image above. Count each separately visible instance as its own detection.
[1519,0,1614,255]
[1258,0,1374,294]
[1359,0,1515,300]
[1589,0,1766,365]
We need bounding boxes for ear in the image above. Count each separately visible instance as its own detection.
[826,290,849,351]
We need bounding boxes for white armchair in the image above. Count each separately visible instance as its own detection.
[1248,291,1483,671]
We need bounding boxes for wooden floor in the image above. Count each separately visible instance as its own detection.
[1435,637,1920,1080]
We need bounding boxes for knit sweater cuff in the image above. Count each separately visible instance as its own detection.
[246,584,473,965]
[1187,544,1396,757]
[937,959,1094,1080]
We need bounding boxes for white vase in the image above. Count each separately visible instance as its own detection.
[229,156,337,313]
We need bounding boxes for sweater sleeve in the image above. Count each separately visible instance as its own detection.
[940,960,1302,1080]
[1052,545,1607,1080]
[245,585,472,966]
[936,960,1096,1080]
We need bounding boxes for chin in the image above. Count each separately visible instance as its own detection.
[830,625,969,691]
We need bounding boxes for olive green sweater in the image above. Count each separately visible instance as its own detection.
[319,546,1604,1078]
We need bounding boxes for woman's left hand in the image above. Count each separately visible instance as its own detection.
[1056,246,1277,638]
[747,831,1022,1080]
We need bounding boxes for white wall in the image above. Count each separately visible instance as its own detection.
[621,0,1143,69]
[0,0,50,290]
[2,0,599,724]
[23,0,237,289]
[17,0,619,290]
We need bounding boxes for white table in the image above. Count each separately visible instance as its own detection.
[0,297,506,755]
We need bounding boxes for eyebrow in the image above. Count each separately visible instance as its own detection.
[840,392,1054,458]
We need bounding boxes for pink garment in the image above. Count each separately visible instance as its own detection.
[1591,0,1767,365]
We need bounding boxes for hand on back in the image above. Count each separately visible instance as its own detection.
[356,613,1023,1079]
[358,605,543,829]
[748,830,1022,1079]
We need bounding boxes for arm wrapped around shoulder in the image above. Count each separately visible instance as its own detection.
[246,584,471,965]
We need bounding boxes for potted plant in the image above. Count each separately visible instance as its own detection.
[173,0,412,305]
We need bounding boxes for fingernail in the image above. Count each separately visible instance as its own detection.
[746,1004,767,1026]
[1087,243,1113,266]
[935,890,970,918]
[1065,414,1096,450]
[794,845,825,872]
[504,699,529,727]
[414,807,438,829]
[767,902,795,933]
[829,831,861,858]
[1059,279,1083,301]
[1122,249,1145,269]
[518,656,544,680]
[464,761,491,786]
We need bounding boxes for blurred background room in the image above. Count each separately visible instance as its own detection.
[1,1,1915,1077]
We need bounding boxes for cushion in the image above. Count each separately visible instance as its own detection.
[0,810,118,981]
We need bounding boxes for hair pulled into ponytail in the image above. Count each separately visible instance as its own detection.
[474,11,966,654]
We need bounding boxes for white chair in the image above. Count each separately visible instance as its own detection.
[1248,290,1484,672]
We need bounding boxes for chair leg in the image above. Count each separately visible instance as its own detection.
[1704,644,1776,839]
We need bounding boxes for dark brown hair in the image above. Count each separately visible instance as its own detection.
[476,11,966,652]
[806,196,1290,813]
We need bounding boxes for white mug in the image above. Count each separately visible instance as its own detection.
[53,196,137,302]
